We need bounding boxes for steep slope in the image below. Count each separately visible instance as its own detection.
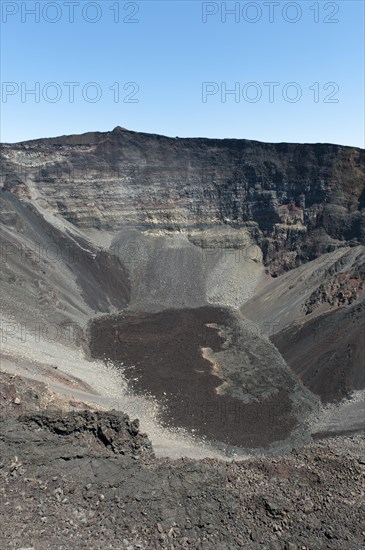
[241,247,365,404]
[242,246,365,335]
[271,299,365,404]
[0,191,130,364]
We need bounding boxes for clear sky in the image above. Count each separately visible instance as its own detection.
[1,0,364,146]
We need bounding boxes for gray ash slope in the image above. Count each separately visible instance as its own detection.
[0,127,364,454]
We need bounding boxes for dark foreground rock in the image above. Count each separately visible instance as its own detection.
[19,410,154,460]
[0,408,364,549]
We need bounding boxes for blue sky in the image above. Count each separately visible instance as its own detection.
[1,0,364,146]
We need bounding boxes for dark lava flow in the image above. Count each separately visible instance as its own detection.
[89,307,295,449]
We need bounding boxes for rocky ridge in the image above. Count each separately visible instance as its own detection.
[2,127,364,275]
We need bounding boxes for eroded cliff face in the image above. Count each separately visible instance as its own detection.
[1,128,364,456]
[1,126,364,274]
